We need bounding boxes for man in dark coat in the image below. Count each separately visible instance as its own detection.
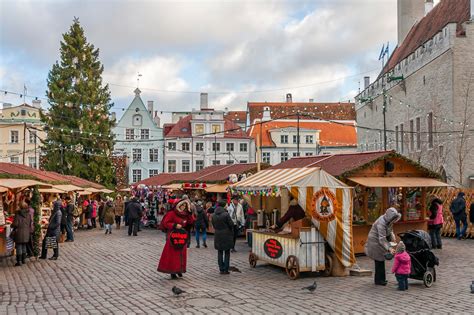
[194,200,208,248]
[126,197,142,236]
[40,201,62,260]
[212,200,234,274]
[65,196,75,242]
[11,202,32,266]
[450,192,467,240]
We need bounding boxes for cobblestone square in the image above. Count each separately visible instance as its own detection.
[1,229,473,314]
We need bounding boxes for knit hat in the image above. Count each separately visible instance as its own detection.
[396,241,406,254]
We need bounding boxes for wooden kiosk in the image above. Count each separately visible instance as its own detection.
[231,167,356,279]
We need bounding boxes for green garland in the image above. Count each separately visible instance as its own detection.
[31,186,42,257]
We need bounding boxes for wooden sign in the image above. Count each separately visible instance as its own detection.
[264,238,283,259]
[169,228,188,249]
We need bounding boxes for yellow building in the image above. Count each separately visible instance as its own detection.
[0,101,45,167]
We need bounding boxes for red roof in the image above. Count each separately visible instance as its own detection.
[384,0,470,74]
[224,111,247,124]
[270,151,392,176]
[247,102,355,125]
[164,115,250,139]
[0,163,104,188]
[248,120,357,147]
[135,173,189,187]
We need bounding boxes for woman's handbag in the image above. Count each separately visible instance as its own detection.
[45,236,58,249]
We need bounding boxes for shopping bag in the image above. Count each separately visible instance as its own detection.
[59,234,65,243]
[46,236,58,249]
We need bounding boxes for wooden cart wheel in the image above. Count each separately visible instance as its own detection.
[322,253,333,277]
[285,255,300,280]
[249,253,258,268]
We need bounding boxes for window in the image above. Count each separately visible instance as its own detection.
[149,169,159,177]
[194,124,204,135]
[29,130,37,144]
[212,143,220,152]
[168,142,176,151]
[212,160,220,165]
[196,160,204,171]
[149,148,159,162]
[239,143,248,152]
[439,145,444,158]
[239,160,247,163]
[427,112,433,149]
[281,135,288,144]
[262,152,270,164]
[292,152,299,157]
[28,156,37,168]
[280,152,289,162]
[212,124,221,133]
[10,156,19,164]
[305,152,313,156]
[168,160,176,173]
[10,130,19,143]
[195,142,204,151]
[126,129,134,140]
[400,124,404,153]
[132,170,142,183]
[409,120,414,151]
[395,125,399,151]
[132,114,142,126]
[182,160,190,172]
[132,148,142,162]
[226,143,234,152]
[292,135,300,144]
[141,129,149,140]
[305,135,313,144]
[182,142,190,151]
[226,160,234,165]
[416,117,421,150]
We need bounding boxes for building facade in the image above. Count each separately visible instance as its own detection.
[355,0,474,187]
[248,108,357,165]
[0,101,44,168]
[164,95,255,173]
[113,89,163,184]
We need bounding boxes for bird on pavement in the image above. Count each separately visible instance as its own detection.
[229,266,242,273]
[172,286,185,296]
[301,281,317,293]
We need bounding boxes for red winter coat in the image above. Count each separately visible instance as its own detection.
[157,209,195,274]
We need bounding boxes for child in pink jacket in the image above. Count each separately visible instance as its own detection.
[391,241,411,291]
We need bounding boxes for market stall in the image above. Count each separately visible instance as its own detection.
[231,167,355,279]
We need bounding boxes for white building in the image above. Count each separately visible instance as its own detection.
[113,89,164,184]
[163,94,255,172]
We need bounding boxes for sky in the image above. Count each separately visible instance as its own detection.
[0,0,428,123]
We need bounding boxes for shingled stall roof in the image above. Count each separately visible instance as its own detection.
[248,120,357,147]
[0,163,104,189]
[383,0,470,74]
[247,102,355,125]
[270,150,441,179]
[164,114,251,138]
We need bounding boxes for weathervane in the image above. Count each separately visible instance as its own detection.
[137,72,142,88]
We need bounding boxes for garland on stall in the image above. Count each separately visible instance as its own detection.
[31,186,42,257]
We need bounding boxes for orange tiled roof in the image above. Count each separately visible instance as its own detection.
[248,120,357,147]
[224,111,247,124]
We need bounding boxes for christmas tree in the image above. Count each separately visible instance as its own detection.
[41,17,115,187]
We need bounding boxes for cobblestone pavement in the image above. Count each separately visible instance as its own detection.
[1,228,473,314]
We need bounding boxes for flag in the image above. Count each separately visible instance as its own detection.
[384,42,389,58]
[378,43,385,60]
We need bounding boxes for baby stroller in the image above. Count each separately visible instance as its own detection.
[398,230,439,288]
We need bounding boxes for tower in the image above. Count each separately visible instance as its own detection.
[397,0,425,45]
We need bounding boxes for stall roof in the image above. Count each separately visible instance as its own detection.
[348,177,450,188]
[162,183,183,190]
[205,184,229,193]
[53,184,84,192]
[232,167,317,190]
[0,187,8,193]
[0,179,52,190]
[100,189,114,194]
[39,187,67,194]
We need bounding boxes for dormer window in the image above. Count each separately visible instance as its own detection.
[133,114,142,126]
[21,109,26,116]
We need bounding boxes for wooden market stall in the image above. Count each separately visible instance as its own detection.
[270,151,449,254]
[231,167,356,279]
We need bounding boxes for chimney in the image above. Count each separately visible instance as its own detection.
[364,76,370,89]
[397,0,424,45]
[32,99,41,108]
[286,93,292,103]
[309,98,314,103]
[111,112,116,121]
[262,106,271,122]
[147,101,154,115]
[154,110,161,127]
[424,0,433,16]
[200,93,208,109]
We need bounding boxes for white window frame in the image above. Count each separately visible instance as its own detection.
[10,130,19,144]
[212,142,220,152]
[262,152,270,164]
[182,142,190,152]
[195,142,204,151]
[28,156,37,168]
[195,160,204,171]
[239,143,248,152]
[280,152,289,162]
[132,169,142,183]
[281,135,288,144]
[168,160,177,173]
[29,130,37,144]
[148,169,159,177]
[305,135,313,144]
[149,148,159,162]
[10,156,20,164]
[141,129,149,140]
[132,148,142,162]
[168,142,176,151]
[125,129,134,140]
[182,160,190,172]
[226,143,234,152]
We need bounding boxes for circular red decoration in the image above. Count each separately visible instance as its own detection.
[264,238,283,259]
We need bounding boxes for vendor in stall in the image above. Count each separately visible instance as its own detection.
[271,196,306,230]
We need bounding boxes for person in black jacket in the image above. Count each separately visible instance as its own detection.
[40,200,62,260]
[470,202,474,225]
[126,197,142,236]
[11,202,32,266]
[450,192,467,240]
[65,196,75,242]
[194,201,208,248]
[212,200,234,274]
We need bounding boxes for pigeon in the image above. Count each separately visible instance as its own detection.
[229,266,242,273]
[172,286,185,296]
[301,281,317,293]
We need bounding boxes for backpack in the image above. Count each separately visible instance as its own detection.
[72,205,82,217]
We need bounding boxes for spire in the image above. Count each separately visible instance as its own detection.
[134,88,141,97]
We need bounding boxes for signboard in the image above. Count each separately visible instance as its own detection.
[169,228,188,249]
[264,238,283,259]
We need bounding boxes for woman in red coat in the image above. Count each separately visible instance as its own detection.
[157,200,195,279]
